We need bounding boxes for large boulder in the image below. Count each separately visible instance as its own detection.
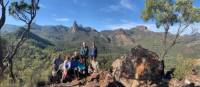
[112,45,164,85]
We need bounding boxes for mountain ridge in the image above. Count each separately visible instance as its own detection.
[1,22,200,57]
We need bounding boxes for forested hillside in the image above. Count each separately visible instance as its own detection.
[0,0,200,87]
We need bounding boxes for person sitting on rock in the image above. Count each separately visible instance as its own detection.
[88,57,99,74]
[61,55,71,83]
[77,60,86,78]
[52,53,63,76]
[49,53,63,83]
[61,55,84,82]
[72,51,86,78]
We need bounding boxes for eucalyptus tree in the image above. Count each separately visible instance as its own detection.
[0,0,39,81]
[142,0,200,59]
[142,0,200,74]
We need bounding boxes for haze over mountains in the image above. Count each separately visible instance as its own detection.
[2,21,200,57]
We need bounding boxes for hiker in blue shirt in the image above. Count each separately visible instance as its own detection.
[90,42,97,60]
[80,42,89,65]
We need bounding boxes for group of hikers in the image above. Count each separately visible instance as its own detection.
[51,42,99,83]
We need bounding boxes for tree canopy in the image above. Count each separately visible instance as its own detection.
[9,0,39,24]
[142,0,200,28]
[142,0,200,59]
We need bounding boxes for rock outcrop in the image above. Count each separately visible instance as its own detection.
[114,29,134,46]
[135,25,148,31]
[71,21,79,33]
[111,45,164,86]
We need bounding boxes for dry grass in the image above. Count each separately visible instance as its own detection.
[173,55,195,80]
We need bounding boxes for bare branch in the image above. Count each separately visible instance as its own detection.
[14,12,28,23]
[170,23,189,48]
[161,22,190,58]
[24,9,31,14]
[5,0,9,7]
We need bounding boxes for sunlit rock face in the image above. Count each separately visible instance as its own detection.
[114,29,134,46]
[71,21,79,33]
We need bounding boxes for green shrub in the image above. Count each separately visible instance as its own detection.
[173,55,194,80]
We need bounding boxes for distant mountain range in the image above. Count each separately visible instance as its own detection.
[1,21,200,57]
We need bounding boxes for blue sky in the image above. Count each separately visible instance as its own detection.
[5,0,200,32]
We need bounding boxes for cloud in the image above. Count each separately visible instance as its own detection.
[39,4,46,8]
[109,5,121,11]
[106,20,200,35]
[55,18,70,22]
[100,5,121,12]
[120,0,134,10]
[159,23,200,34]
[106,22,136,29]
[101,0,134,13]
[106,20,157,30]
[105,21,168,33]
[103,18,200,35]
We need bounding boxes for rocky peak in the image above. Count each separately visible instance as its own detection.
[71,21,79,33]
[115,28,126,35]
[135,25,148,31]
[70,21,98,33]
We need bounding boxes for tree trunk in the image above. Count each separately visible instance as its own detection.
[0,0,6,78]
[0,40,4,67]
[0,0,6,30]
[161,60,165,78]
[0,36,4,79]
[8,59,16,82]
